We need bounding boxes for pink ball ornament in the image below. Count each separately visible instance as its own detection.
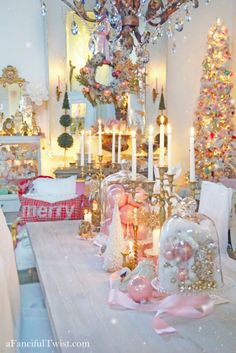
[177,241,193,262]
[128,275,153,303]
[107,187,127,209]
[120,204,136,225]
[127,187,147,208]
[177,268,188,282]
[163,249,175,261]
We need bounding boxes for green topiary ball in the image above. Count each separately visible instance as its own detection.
[57,132,73,149]
[60,114,72,127]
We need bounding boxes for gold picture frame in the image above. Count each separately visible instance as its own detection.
[0,65,25,87]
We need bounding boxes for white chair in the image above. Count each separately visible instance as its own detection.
[199,181,233,255]
[0,255,15,353]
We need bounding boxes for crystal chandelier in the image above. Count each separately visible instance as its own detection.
[52,1,210,58]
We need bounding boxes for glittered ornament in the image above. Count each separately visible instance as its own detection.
[128,276,153,303]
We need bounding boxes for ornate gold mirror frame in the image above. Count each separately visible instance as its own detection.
[0,65,25,87]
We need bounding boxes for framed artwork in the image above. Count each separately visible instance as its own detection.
[68,92,96,131]
[70,103,86,134]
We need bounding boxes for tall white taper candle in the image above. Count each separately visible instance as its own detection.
[98,119,102,156]
[80,130,85,167]
[88,130,92,164]
[167,123,173,174]
[117,132,121,163]
[131,130,136,180]
[159,116,165,167]
[148,125,154,181]
[112,128,116,163]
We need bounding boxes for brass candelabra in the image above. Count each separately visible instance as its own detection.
[129,167,177,229]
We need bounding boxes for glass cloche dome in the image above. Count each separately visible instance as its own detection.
[158,197,223,294]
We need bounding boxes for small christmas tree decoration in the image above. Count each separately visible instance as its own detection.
[156,88,168,126]
[59,114,72,127]
[194,19,236,180]
[57,87,73,167]
[62,89,70,111]
[57,88,73,161]
[103,201,126,272]
[57,132,73,149]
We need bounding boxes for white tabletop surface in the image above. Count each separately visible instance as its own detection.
[27,220,236,353]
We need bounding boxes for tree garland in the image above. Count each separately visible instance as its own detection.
[76,52,142,107]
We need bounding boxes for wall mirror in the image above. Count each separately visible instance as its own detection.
[0,65,25,119]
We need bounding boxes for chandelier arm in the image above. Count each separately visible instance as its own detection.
[60,0,98,22]
[147,0,188,27]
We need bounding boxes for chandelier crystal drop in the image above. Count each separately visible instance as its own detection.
[42,0,213,56]
[71,16,78,35]
[40,0,47,16]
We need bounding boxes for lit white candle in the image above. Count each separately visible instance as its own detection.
[117,132,122,163]
[88,130,92,164]
[152,228,160,255]
[98,119,102,156]
[84,209,92,223]
[148,125,154,181]
[167,123,173,174]
[131,130,136,180]
[190,127,195,182]
[159,115,165,167]
[112,127,116,163]
[80,130,85,167]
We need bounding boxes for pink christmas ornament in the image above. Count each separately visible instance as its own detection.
[127,187,147,208]
[120,204,136,225]
[177,268,188,282]
[107,187,127,209]
[177,241,193,262]
[163,249,175,261]
[128,275,153,303]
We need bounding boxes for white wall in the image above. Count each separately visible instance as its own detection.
[146,36,167,135]
[0,0,47,85]
[166,0,236,182]
[0,0,48,152]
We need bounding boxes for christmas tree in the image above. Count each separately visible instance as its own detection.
[194,19,236,180]
[103,201,125,272]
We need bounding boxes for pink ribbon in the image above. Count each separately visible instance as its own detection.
[108,274,214,335]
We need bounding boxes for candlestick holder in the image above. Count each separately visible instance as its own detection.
[133,167,176,229]
[132,223,139,268]
[121,250,130,268]
[189,181,197,199]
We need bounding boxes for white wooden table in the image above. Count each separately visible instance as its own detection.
[27,221,236,353]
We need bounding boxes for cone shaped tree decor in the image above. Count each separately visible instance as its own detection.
[193,19,236,179]
[57,88,73,165]
[103,201,125,272]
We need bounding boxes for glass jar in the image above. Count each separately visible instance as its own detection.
[158,197,223,293]
[100,160,150,240]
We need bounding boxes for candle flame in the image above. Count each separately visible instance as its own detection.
[190,127,195,137]
[131,130,136,138]
[160,115,165,124]
[149,125,153,136]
